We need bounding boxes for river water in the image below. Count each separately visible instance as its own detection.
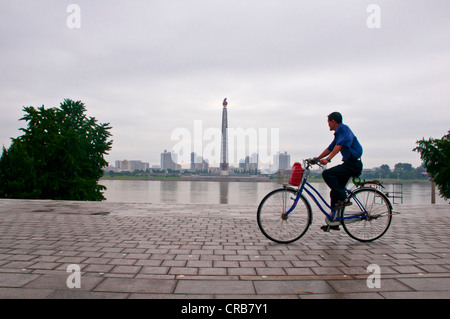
[101,179,448,206]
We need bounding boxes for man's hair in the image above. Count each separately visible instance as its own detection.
[328,112,343,124]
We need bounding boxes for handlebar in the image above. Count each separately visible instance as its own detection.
[304,158,324,169]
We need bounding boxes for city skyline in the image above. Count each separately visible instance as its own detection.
[111,149,291,172]
[109,148,423,173]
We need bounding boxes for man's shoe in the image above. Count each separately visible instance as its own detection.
[334,199,352,209]
[321,225,340,232]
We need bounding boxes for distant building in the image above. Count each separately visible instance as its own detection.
[274,152,291,170]
[115,160,149,172]
[115,160,128,170]
[190,152,196,171]
[190,152,209,171]
[129,160,149,172]
[161,150,178,171]
[239,153,258,171]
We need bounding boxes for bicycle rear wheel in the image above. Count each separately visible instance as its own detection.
[341,187,392,242]
[257,187,312,244]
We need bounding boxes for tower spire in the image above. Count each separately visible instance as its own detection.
[220,98,229,175]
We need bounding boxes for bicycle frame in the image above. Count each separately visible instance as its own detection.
[284,166,367,222]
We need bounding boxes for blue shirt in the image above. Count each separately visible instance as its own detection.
[327,123,363,161]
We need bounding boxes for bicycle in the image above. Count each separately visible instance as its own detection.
[257,158,393,243]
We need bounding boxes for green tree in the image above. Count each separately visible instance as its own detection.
[414,131,450,200]
[394,163,415,179]
[0,99,112,201]
[379,164,391,178]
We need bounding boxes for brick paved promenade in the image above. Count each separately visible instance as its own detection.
[0,199,449,299]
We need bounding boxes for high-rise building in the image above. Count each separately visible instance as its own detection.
[220,98,229,175]
[279,152,291,170]
[274,151,291,170]
[239,153,258,171]
[161,150,178,170]
[190,152,196,171]
[190,152,209,171]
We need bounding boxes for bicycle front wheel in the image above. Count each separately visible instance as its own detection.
[257,188,312,244]
[342,187,392,242]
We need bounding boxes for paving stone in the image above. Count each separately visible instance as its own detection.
[84,264,115,273]
[380,291,450,299]
[254,280,335,295]
[175,280,255,295]
[228,268,257,276]
[139,266,170,275]
[0,274,40,288]
[95,278,176,294]
[198,267,227,276]
[392,265,424,274]
[398,277,450,291]
[28,262,61,270]
[24,274,103,291]
[284,268,315,276]
[327,279,412,293]
[417,265,448,273]
[169,267,199,275]
[110,265,141,274]
[0,287,53,299]
[45,290,129,299]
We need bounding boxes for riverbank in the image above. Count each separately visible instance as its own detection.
[101,175,431,184]
[101,175,270,182]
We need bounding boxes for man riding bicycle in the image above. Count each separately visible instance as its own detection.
[313,112,363,210]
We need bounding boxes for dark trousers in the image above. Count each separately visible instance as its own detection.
[322,158,363,207]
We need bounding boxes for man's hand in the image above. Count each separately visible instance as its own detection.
[319,158,330,165]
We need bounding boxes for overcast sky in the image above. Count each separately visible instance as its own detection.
[1,0,449,170]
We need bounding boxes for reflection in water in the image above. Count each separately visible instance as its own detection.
[189,180,212,204]
[101,179,447,205]
[160,180,178,203]
[219,181,228,204]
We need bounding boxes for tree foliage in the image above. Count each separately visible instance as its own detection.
[0,99,112,201]
[359,163,427,180]
[414,131,450,200]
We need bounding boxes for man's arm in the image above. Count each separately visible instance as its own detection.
[318,145,342,165]
[317,149,331,160]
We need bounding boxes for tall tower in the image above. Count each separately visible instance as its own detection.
[220,98,229,175]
